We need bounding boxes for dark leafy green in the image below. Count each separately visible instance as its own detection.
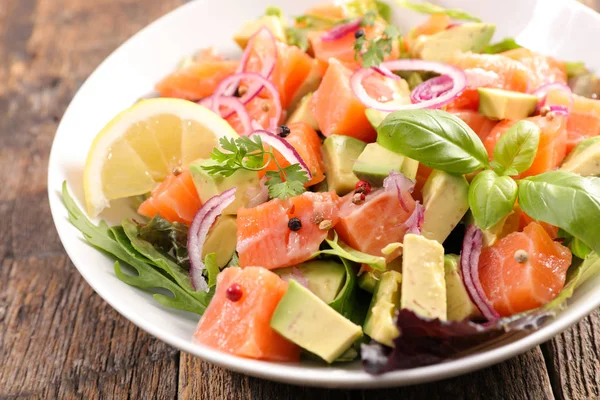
[377,109,490,174]
[329,258,359,320]
[395,0,481,22]
[138,215,189,267]
[468,170,518,230]
[491,120,540,176]
[62,182,209,315]
[484,38,521,54]
[518,171,600,254]
[362,252,600,373]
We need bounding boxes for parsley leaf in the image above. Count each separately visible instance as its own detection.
[264,164,309,199]
[354,16,400,68]
[203,136,308,200]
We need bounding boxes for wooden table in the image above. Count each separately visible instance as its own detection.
[1,0,599,398]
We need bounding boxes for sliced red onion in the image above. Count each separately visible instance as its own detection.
[410,75,454,104]
[188,188,237,292]
[222,27,277,97]
[404,201,425,234]
[198,96,253,135]
[549,105,570,116]
[249,130,312,179]
[383,171,415,212]
[372,65,400,80]
[213,72,282,124]
[532,82,573,112]
[350,59,467,111]
[251,120,264,131]
[280,266,310,288]
[321,18,362,41]
[460,224,500,321]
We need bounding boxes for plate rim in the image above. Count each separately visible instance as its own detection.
[47,0,600,388]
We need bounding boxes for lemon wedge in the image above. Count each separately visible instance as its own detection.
[83,98,237,217]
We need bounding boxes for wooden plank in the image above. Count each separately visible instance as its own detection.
[542,310,600,400]
[178,347,554,400]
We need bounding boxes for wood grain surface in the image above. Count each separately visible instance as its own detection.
[0,0,598,399]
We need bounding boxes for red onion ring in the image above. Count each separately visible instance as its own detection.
[383,171,415,212]
[213,72,282,124]
[222,27,277,97]
[321,18,362,41]
[249,130,312,179]
[404,201,425,234]
[372,65,400,80]
[188,188,237,292]
[198,96,253,135]
[350,59,467,111]
[549,105,569,116]
[460,224,500,321]
[532,82,573,112]
[411,75,454,104]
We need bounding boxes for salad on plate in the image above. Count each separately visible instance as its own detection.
[62,0,600,373]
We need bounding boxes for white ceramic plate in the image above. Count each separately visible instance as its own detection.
[48,0,600,388]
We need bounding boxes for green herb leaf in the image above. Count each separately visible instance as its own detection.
[468,170,518,230]
[484,37,521,54]
[285,26,310,51]
[395,0,481,22]
[315,231,387,271]
[204,253,220,288]
[265,6,283,18]
[518,171,600,254]
[138,215,189,267]
[264,164,309,200]
[570,237,592,260]
[377,109,490,174]
[328,258,359,320]
[375,1,393,23]
[61,182,208,315]
[355,19,400,68]
[491,120,540,176]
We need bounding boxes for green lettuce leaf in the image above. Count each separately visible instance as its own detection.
[137,215,189,267]
[315,231,387,271]
[62,182,209,315]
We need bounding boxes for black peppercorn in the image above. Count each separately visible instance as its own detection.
[278,125,291,137]
[288,217,302,231]
[354,29,365,39]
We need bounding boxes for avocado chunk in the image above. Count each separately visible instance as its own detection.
[276,260,346,304]
[270,280,363,363]
[322,135,367,195]
[287,93,319,131]
[478,88,538,120]
[363,271,402,346]
[401,234,447,320]
[468,207,520,247]
[421,170,470,244]
[444,255,481,321]
[190,160,262,215]
[203,215,237,268]
[412,23,496,62]
[365,108,391,129]
[358,256,403,293]
[561,137,600,176]
[352,143,419,186]
[233,15,287,49]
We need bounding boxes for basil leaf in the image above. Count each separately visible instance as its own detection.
[469,170,518,230]
[518,171,600,253]
[395,0,481,22]
[377,109,490,174]
[491,120,540,176]
[484,38,521,54]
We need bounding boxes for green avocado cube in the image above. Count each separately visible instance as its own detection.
[270,280,363,363]
[363,270,402,347]
[321,135,367,195]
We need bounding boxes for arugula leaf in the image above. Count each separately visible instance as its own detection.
[518,171,600,254]
[377,109,490,174]
[204,253,221,288]
[395,0,481,22]
[137,215,189,267]
[468,170,518,230]
[484,38,521,54]
[62,182,208,315]
[203,136,308,200]
[315,231,387,271]
[491,120,540,176]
